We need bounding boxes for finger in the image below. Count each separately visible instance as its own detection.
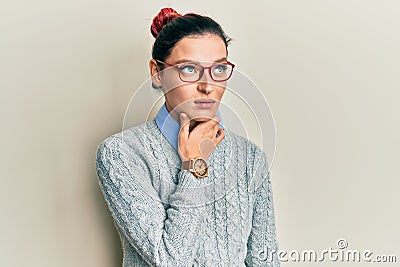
[215,128,225,144]
[196,115,219,132]
[212,115,221,131]
[179,112,190,140]
[212,115,220,125]
[199,138,216,159]
[203,116,221,139]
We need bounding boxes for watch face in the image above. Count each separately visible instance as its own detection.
[194,158,208,177]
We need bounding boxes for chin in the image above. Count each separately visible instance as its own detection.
[193,117,211,122]
[190,110,217,121]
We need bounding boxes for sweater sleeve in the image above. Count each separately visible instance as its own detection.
[245,153,280,267]
[95,136,207,267]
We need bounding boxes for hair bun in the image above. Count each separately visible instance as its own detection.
[151,8,181,38]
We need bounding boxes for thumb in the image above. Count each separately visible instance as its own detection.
[179,112,189,139]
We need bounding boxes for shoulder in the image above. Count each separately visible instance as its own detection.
[97,120,158,148]
[96,120,158,164]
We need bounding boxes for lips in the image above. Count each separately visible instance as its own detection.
[194,99,216,109]
[194,99,216,104]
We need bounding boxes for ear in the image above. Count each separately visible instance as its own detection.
[149,59,162,88]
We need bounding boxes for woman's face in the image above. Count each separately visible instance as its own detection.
[150,34,228,122]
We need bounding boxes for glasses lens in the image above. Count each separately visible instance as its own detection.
[175,62,234,82]
[211,63,233,81]
[177,63,202,82]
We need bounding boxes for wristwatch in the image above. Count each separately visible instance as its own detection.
[181,157,208,178]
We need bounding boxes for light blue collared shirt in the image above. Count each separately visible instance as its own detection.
[155,102,224,151]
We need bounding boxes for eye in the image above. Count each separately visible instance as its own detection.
[178,64,198,74]
[213,64,228,74]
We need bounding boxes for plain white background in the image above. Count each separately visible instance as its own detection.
[1,0,399,266]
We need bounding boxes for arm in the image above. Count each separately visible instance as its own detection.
[96,136,207,267]
[245,154,280,267]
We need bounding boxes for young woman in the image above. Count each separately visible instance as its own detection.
[96,7,280,267]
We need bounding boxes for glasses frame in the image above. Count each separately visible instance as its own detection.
[155,59,235,83]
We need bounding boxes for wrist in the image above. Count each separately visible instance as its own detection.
[180,153,202,163]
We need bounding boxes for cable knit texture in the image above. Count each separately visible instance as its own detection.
[95,119,280,267]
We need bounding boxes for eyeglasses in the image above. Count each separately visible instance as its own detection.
[155,59,235,82]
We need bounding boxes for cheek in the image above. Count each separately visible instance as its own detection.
[165,85,196,109]
[161,71,184,94]
[214,86,226,101]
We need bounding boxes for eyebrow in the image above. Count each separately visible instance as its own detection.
[172,57,228,64]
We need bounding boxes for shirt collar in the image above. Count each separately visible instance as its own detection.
[155,102,224,151]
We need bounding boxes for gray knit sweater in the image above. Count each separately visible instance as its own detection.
[95,119,280,267]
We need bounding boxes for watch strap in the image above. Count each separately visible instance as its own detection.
[181,160,192,171]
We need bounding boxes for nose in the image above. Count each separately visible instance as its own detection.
[197,69,213,94]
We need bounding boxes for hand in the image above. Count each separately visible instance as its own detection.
[178,112,225,162]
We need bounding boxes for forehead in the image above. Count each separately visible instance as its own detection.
[167,34,227,63]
